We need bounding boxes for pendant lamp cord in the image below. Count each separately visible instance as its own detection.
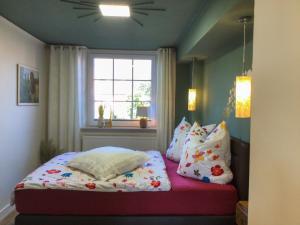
[242,19,247,76]
[192,57,195,87]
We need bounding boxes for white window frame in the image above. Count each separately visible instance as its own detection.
[87,49,157,127]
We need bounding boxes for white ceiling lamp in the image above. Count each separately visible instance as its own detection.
[61,0,166,27]
[99,4,130,17]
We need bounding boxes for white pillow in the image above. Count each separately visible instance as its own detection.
[202,124,216,135]
[166,117,191,162]
[67,146,149,181]
[177,121,233,184]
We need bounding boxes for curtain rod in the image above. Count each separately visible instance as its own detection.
[49,45,87,50]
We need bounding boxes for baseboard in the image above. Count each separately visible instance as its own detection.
[0,204,15,222]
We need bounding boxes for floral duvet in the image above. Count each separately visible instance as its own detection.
[15,151,171,192]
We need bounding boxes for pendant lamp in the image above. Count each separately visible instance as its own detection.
[188,58,197,112]
[235,16,252,118]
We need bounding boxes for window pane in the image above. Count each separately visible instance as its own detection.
[114,81,132,101]
[133,81,151,101]
[133,60,151,80]
[94,101,113,119]
[94,58,113,79]
[114,59,132,80]
[113,102,132,120]
[133,102,151,119]
[94,80,113,101]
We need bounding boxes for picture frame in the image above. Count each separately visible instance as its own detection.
[17,64,39,106]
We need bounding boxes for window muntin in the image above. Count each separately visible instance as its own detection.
[88,53,156,126]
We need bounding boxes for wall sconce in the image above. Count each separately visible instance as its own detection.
[235,76,251,118]
[235,16,252,118]
[188,88,196,111]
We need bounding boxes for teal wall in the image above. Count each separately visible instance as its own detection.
[190,60,204,123]
[175,63,192,125]
[175,41,252,142]
[175,0,253,142]
[199,41,253,142]
[175,60,205,126]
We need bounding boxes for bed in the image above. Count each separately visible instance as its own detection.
[14,137,249,225]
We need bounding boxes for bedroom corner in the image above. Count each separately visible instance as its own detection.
[1,0,299,225]
[0,16,49,221]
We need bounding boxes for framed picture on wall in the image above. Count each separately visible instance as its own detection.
[17,64,39,106]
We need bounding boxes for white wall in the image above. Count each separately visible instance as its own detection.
[249,1,300,225]
[0,17,48,214]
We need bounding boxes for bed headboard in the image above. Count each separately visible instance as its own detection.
[230,137,250,201]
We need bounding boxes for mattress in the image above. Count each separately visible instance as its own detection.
[15,155,238,216]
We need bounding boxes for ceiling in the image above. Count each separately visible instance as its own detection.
[0,0,206,50]
[187,1,254,60]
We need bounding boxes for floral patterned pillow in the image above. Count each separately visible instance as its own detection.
[182,121,208,148]
[166,117,191,162]
[202,124,216,135]
[177,121,233,184]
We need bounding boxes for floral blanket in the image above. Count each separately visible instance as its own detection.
[15,151,171,192]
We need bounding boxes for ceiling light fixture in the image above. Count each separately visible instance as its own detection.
[99,4,130,17]
[61,0,166,27]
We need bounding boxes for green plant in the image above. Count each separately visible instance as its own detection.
[223,82,236,119]
[98,105,104,119]
[39,139,61,164]
[127,82,151,118]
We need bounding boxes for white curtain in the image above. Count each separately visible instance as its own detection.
[156,48,176,152]
[48,46,87,151]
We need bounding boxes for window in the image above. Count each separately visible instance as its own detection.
[87,50,157,127]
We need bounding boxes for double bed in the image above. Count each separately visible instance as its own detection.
[14,137,249,225]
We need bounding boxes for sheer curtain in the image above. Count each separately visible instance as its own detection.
[48,46,87,151]
[156,48,176,152]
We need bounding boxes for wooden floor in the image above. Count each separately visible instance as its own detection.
[0,210,17,225]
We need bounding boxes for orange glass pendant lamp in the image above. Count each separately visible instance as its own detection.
[235,76,251,118]
[188,88,196,111]
[235,16,252,118]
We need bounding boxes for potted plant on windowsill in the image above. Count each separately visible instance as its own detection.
[136,106,149,128]
[98,105,105,128]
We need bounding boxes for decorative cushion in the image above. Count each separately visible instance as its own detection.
[166,117,191,162]
[177,121,233,184]
[67,146,149,181]
[184,121,208,145]
[205,121,231,167]
[202,124,216,135]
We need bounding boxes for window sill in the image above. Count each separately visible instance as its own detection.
[81,127,157,134]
